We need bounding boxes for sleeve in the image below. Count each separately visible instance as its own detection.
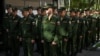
[53,17,59,42]
[18,19,22,38]
[31,19,37,39]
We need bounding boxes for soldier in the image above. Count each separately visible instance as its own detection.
[84,9,93,48]
[3,4,12,56]
[57,7,70,56]
[34,6,42,53]
[69,9,79,56]
[35,7,48,56]
[75,9,83,53]
[41,4,58,56]
[53,6,58,16]
[9,8,21,56]
[96,13,100,42]
[89,10,97,45]
[35,7,42,18]
[28,6,35,19]
[19,8,35,56]
[80,9,89,50]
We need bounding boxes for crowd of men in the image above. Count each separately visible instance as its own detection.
[1,4,100,56]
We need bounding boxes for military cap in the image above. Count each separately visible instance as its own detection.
[22,7,29,13]
[47,4,54,8]
[75,9,82,13]
[12,7,18,12]
[84,8,90,11]
[28,6,33,10]
[41,7,48,12]
[80,10,84,14]
[70,8,76,12]
[36,7,42,10]
[53,6,58,10]
[6,4,12,9]
[58,7,66,12]
[77,9,81,12]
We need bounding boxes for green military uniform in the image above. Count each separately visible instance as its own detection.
[76,15,86,52]
[35,14,44,56]
[9,14,21,56]
[71,16,79,55]
[19,16,35,56]
[35,7,47,56]
[96,16,100,42]
[3,13,12,56]
[81,15,89,49]
[57,16,69,56]
[90,15,97,45]
[28,6,35,20]
[41,15,58,56]
[84,15,93,47]
[68,9,79,55]
[56,7,70,56]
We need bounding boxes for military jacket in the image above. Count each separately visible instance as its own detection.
[42,15,58,42]
[19,16,35,39]
[57,16,69,38]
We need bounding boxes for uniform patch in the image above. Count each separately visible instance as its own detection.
[92,19,96,22]
[4,17,8,18]
[63,21,67,23]
[26,22,30,24]
[69,21,71,24]
[50,22,55,24]
[21,22,23,24]
[83,21,85,24]
[77,20,80,23]
[87,21,89,24]
[42,21,47,24]
[57,21,60,25]
[32,22,36,25]
[14,20,18,22]
[72,21,75,23]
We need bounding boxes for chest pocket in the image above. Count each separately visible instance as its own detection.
[25,22,31,27]
[13,20,18,24]
[21,21,31,29]
[14,20,18,22]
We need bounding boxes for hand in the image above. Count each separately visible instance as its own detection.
[88,31,91,33]
[96,28,98,30]
[80,36,83,39]
[41,40,44,43]
[6,29,9,32]
[31,39,35,43]
[57,21,60,25]
[17,36,19,39]
[19,38,22,41]
[51,41,57,45]
[64,38,68,42]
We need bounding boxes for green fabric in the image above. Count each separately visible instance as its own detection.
[42,15,58,42]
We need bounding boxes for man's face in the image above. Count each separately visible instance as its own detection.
[37,9,41,14]
[54,9,58,14]
[29,9,33,14]
[12,11,17,16]
[76,12,80,17]
[61,10,66,17]
[22,11,29,17]
[85,11,90,15]
[7,8,12,13]
[70,12,76,16]
[42,10,47,16]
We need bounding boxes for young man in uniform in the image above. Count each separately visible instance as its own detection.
[19,8,36,56]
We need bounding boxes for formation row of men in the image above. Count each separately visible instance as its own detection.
[1,4,100,56]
